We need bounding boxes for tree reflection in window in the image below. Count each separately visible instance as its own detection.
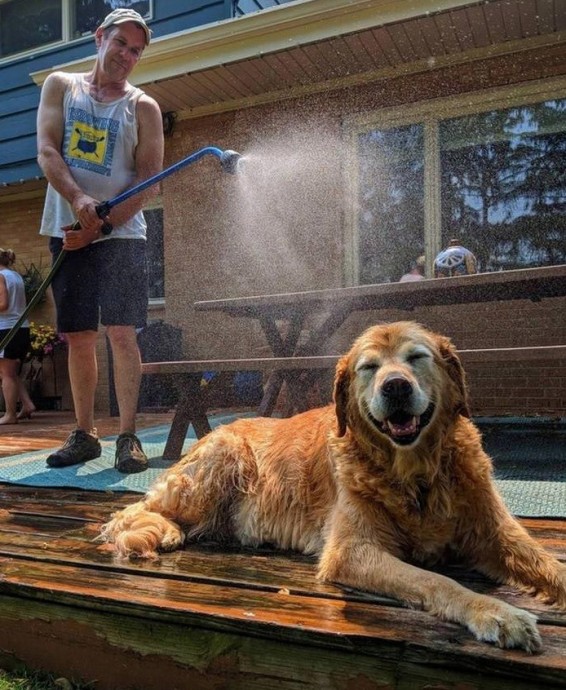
[357,124,424,284]
[74,0,150,38]
[441,100,566,271]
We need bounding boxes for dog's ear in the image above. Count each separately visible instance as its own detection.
[333,354,351,436]
[435,335,471,418]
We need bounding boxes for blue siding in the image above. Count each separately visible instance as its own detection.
[0,0,233,185]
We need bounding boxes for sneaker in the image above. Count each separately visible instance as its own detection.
[46,429,101,468]
[115,432,148,474]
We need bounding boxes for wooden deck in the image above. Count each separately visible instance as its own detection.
[0,483,564,689]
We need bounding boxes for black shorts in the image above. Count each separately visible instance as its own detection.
[0,327,31,361]
[49,237,148,333]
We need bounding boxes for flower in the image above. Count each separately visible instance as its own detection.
[28,322,67,358]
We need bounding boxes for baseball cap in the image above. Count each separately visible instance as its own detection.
[99,8,151,46]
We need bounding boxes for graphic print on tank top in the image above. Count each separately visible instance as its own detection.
[64,106,120,176]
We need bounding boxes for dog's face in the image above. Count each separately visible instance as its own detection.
[334,321,469,447]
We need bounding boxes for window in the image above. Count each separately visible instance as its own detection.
[440,102,566,271]
[234,1,294,17]
[357,124,424,284]
[351,92,566,284]
[144,207,164,300]
[0,0,151,60]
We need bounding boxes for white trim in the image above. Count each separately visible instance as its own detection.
[348,76,566,131]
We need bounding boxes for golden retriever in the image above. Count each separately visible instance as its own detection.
[100,321,566,652]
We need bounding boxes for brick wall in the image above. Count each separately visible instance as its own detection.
[160,50,565,418]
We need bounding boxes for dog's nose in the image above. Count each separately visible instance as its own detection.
[382,376,413,399]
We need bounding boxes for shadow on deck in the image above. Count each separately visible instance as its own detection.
[0,483,564,690]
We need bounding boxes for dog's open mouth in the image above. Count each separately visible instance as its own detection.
[366,403,435,446]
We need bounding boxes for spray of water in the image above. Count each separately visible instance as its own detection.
[219,124,351,292]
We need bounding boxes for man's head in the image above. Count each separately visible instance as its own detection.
[99,8,151,46]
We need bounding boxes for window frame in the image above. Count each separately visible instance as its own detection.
[0,0,153,64]
[344,75,566,285]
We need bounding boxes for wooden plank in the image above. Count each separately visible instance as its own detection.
[0,521,564,625]
[141,355,339,375]
[458,345,566,362]
[1,555,565,677]
[193,265,566,317]
[140,346,566,379]
[2,593,555,690]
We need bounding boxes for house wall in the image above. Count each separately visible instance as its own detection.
[160,43,566,417]
[3,41,564,417]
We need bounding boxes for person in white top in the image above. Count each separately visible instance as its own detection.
[37,9,164,472]
[399,255,426,282]
[0,249,36,425]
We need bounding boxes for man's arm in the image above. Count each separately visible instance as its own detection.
[103,93,164,230]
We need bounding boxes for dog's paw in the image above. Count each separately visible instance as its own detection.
[467,599,541,653]
[555,564,566,608]
[160,524,185,552]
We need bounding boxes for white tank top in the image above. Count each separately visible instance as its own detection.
[40,73,147,241]
[0,268,29,329]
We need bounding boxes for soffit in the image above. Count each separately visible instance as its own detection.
[31,0,566,120]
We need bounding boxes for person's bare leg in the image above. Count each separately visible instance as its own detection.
[0,358,19,424]
[66,330,98,433]
[16,374,36,418]
[106,325,141,435]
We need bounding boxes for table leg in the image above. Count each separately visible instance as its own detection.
[162,373,212,462]
[257,313,306,417]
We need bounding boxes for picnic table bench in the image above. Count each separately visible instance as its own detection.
[140,265,566,461]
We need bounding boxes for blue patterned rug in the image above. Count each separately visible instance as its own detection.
[0,416,563,517]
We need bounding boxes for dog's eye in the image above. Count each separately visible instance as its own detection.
[407,352,428,364]
[357,362,379,373]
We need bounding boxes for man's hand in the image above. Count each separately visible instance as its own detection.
[62,223,102,250]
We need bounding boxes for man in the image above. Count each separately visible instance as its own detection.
[37,9,164,473]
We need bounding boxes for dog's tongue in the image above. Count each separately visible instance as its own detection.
[387,416,419,437]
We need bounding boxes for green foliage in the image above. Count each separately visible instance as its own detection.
[19,259,48,306]
[0,668,93,690]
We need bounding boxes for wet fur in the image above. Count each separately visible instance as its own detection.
[101,321,566,652]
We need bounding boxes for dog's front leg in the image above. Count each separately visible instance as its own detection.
[317,515,542,652]
[459,496,566,608]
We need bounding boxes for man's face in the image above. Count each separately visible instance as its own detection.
[95,22,145,78]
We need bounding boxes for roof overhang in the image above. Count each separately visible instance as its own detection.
[31,0,566,119]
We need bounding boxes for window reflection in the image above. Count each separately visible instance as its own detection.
[357,125,424,284]
[356,98,566,282]
[0,0,62,58]
[440,101,566,271]
[74,0,150,38]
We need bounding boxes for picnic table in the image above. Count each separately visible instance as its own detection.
[143,265,566,460]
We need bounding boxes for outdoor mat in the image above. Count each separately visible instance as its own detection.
[0,417,564,518]
[0,412,247,495]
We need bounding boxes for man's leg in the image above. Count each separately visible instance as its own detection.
[106,324,141,434]
[46,330,102,468]
[107,324,148,474]
[66,330,98,432]
[46,239,101,468]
